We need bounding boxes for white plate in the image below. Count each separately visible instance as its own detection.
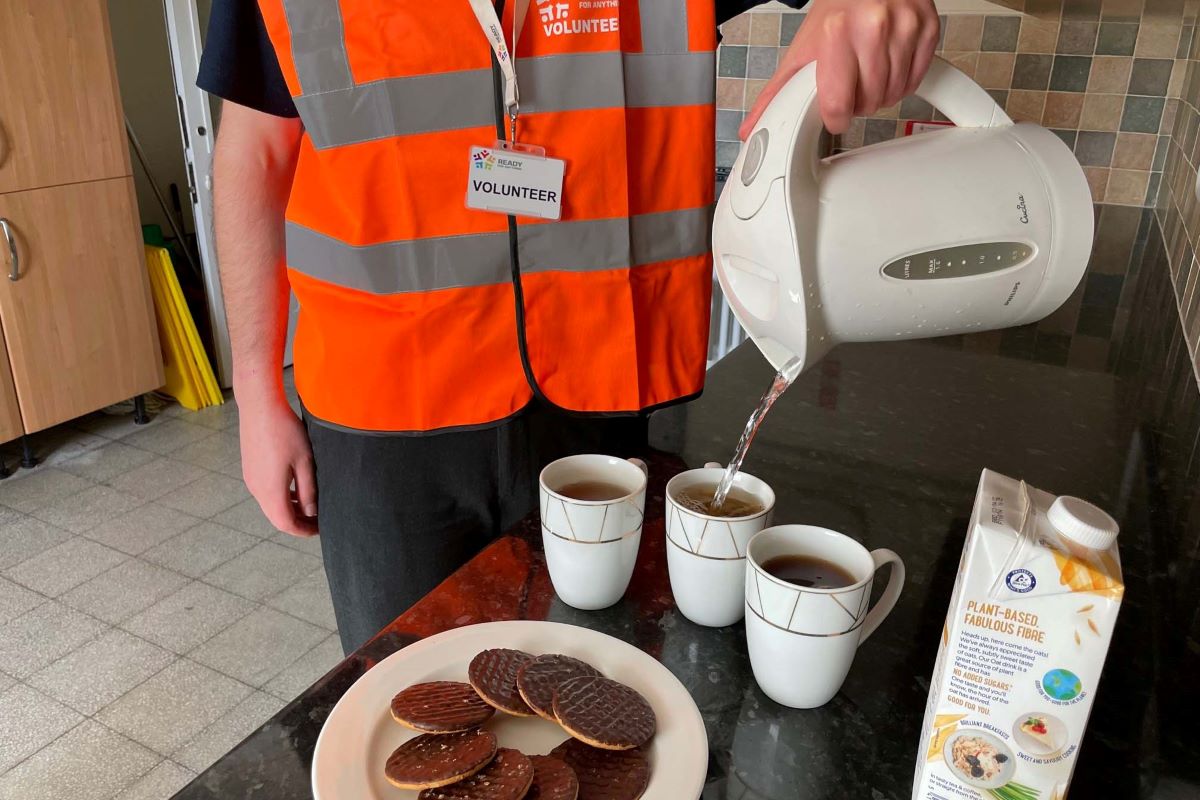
[1011,711,1068,758]
[312,621,708,799]
[942,731,1017,790]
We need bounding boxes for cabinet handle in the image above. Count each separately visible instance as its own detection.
[0,218,17,281]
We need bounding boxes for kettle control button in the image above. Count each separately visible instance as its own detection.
[741,129,769,186]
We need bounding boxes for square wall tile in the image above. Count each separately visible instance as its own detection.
[1114,132,1159,169]
[1084,165,1112,200]
[748,11,781,45]
[1050,55,1093,91]
[780,12,803,46]
[1058,20,1100,53]
[1007,90,1048,122]
[982,16,1021,51]
[720,13,750,44]
[976,52,1016,88]
[1100,0,1145,21]
[1013,54,1054,89]
[1097,22,1139,54]
[1019,17,1061,53]
[717,141,740,169]
[1044,92,1086,127]
[744,79,769,109]
[1051,128,1081,148]
[1081,93,1126,130]
[747,46,778,79]
[718,45,747,77]
[945,15,985,50]
[1076,130,1119,165]
[716,78,744,109]
[864,118,899,146]
[1135,20,1182,57]
[717,109,742,141]
[1064,0,1103,20]
[1088,55,1133,92]
[1122,95,1166,132]
[899,96,935,120]
[1129,57,1174,95]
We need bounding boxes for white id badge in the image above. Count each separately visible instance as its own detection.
[466,142,565,220]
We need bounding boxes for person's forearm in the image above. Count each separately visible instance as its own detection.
[212,106,302,408]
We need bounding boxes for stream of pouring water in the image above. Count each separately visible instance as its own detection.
[711,357,803,510]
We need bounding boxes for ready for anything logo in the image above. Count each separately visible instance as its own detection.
[537,0,619,35]
[473,150,495,170]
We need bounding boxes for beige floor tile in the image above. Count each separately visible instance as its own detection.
[0,720,158,800]
[266,569,336,630]
[58,442,156,484]
[205,541,321,602]
[180,402,239,432]
[0,601,107,678]
[3,537,127,597]
[96,659,253,755]
[113,760,196,800]
[142,522,257,579]
[210,497,277,539]
[0,516,72,572]
[27,628,173,715]
[80,503,202,556]
[263,634,344,702]
[122,419,216,457]
[31,485,144,534]
[0,577,43,626]
[121,581,255,655]
[171,691,284,773]
[107,458,208,503]
[0,684,82,773]
[191,607,327,688]
[157,473,250,519]
[172,432,241,472]
[0,468,92,514]
[268,528,323,557]
[60,559,190,625]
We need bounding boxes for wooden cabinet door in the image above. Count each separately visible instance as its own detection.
[0,177,162,433]
[0,0,131,194]
[0,336,22,444]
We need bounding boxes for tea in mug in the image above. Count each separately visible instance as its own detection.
[556,481,629,501]
[762,554,857,589]
[674,483,765,517]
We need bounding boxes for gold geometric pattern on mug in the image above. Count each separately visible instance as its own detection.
[669,501,748,559]
[746,601,868,638]
[542,495,643,543]
[542,523,640,545]
[750,569,869,634]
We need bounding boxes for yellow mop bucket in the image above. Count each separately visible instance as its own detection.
[144,245,222,410]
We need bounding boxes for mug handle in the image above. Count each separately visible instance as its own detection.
[704,461,722,469]
[859,549,905,643]
[628,457,648,476]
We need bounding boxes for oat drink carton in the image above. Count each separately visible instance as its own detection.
[912,469,1123,800]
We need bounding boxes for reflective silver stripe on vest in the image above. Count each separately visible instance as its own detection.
[297,51,715,149]
[280,0,353,93]
[640,0,690,53]
[286,206,712,295]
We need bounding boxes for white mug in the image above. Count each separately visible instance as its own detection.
[539,454,647,610]
[745,525,905,708]
[665,463,775,627]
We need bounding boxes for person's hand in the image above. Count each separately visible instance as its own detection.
[238,394,319,537]
[741,0,940,138]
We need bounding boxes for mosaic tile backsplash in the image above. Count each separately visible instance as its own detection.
[716,0,1199,385]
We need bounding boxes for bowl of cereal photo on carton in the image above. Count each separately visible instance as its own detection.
[942,731,1017,791]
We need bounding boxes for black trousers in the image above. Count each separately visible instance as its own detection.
[305,402,648,654]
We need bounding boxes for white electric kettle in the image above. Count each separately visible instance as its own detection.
[713,56,1094,375]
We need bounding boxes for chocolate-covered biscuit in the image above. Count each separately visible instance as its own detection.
[384,729,498,790]
[526,754,580,800]
[468,648,536,716]
[553,676,656,750]
[550,738,649,800]
[390,681,495,732]
[517,655,602,722]
[417,748,534,800]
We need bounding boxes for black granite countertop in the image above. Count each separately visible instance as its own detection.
[176,209,1200,799]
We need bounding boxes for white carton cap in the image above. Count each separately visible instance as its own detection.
[1047,496,1119,550]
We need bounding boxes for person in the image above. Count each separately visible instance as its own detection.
[198,0,938,654]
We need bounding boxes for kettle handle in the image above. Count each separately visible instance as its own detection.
[789,56,1012,185]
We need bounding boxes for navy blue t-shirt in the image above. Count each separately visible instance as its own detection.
[197,0,802,118]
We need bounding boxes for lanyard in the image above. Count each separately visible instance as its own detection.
[466,0,530,141]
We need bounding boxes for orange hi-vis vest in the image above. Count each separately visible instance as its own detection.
[257,0,716,433]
